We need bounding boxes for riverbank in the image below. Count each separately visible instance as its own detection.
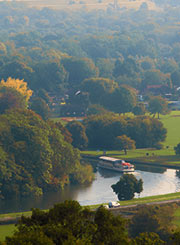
[81,149,180,169]
[1,192,180,224]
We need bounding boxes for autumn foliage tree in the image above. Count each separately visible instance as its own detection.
[0,86,27,114]
[0,77,33,101]
[0,77,33,114]
[114,134,136,154]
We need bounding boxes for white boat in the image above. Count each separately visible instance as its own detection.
[98,156,134,172]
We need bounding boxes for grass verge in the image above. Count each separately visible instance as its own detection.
[0,224,16,241]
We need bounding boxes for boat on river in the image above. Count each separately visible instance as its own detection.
[98,156,134,172]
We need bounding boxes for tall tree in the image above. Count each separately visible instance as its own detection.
[148,96,170,119]
[114,134,136,154]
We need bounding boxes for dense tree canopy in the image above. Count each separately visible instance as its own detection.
[84,113,167,149]
[4,200,129,245]
[0,86,27,114]
[111,174,143,200]
[148,95,170,119]
[0,109,93,199]
[66,121,88,150]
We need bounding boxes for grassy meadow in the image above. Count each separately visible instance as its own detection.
[0,225,16,241]
[81,111,180,167]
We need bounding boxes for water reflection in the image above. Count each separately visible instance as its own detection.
[1,163,180,214]
[98,167,124,178]
[135,164,166,174]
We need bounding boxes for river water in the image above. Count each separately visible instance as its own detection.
[1,163,180,214]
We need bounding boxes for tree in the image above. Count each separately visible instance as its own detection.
[0,86,27,114]
[81,77,118,106]
[174,143,180,155]
[5,200,96,245]
[94,206,129,245]
[66,121,88,150]
[148,96,170,119]
[87,104,110,116]
[96,58,114,79]
[62,56,99,87]
[0,61,34,85]
[132,232,165,245]
[133,103,146,116]
[111,174,143,200]
[108,85,137,114]
[29,97,50,120]
[113,57,140,78]
[141,69,171,90]
[129,204,176,241]
[0,109,93,200]
[171,70,180,88]
[32,60,67,92]
[84,113,127,149]
[0,77,33,102]
[114,134,135,154]
[127,116,167,148]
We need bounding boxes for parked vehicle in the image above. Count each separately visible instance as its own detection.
[108,201,120,208]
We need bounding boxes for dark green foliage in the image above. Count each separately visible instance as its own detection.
[29,97,50,120]
[129,204,176,241]
[107,85,137,114]
[113,57,140,78]
[32,60,67,92]
[62,57,98,87]
[66,121,88,150]
[171,231,180,245]
[93,206,129,245]
[87,104,110,116]
[0,109,93,199]
[174,143,180,155]
[111,174,143,200]
[84,114,167,149]
[148,96,170,119]
[81,77,117,106]
[127,116,167,148]
[0,61,33,83]
[0,86,27,114]
[133,103,146,116]
[4,200,129,245]
[131,232,165,245]
[84,113,127,149]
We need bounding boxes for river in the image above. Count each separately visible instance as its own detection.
[1,163,180,214]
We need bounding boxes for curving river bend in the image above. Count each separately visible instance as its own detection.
[1,163,180,214]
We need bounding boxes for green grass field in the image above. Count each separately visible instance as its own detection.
[81,111,180,166]
[0,224,16,241]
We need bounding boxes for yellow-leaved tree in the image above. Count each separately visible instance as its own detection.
[0,77,33,101]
